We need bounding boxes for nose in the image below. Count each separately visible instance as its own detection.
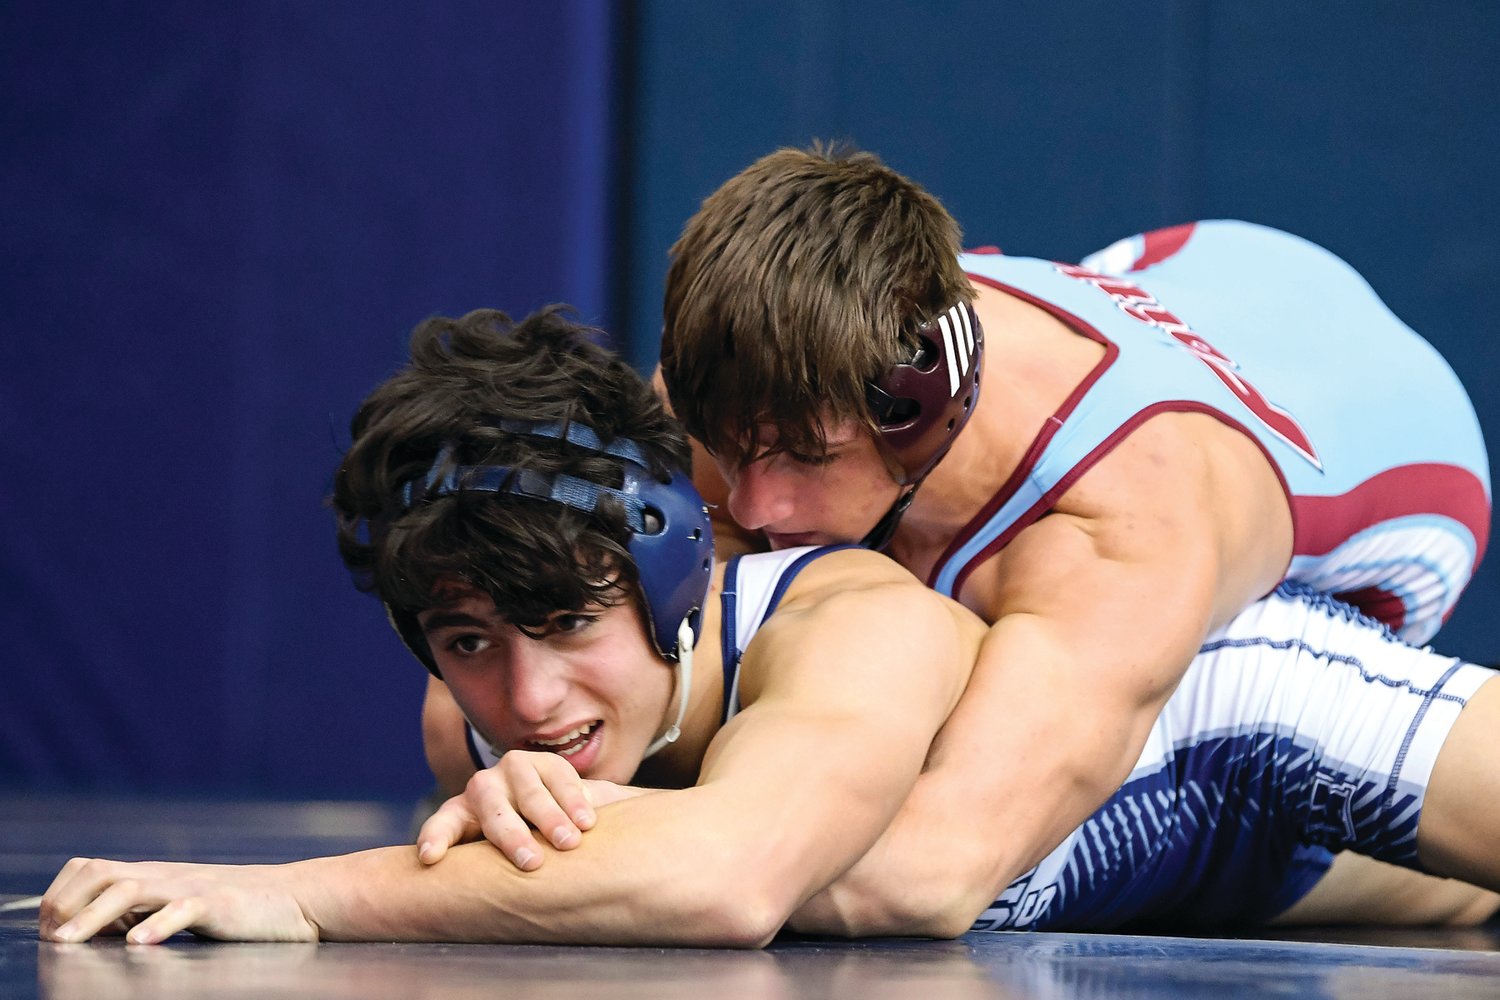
[503,639,569,726]
[723,459,795,532]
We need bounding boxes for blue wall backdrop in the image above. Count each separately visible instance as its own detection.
[621,1,1500,663]
[2,3,619,796]
[4,2,1495,797]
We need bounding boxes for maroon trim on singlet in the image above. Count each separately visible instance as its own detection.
[1290,463,1492,572]
[926,271,1121,589]
[943,401,1295,602]
[1334,585,1408,634]
[1128,223,1198,271]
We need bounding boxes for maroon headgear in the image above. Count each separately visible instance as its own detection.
[859,301,983,551]
[864,301,984,487]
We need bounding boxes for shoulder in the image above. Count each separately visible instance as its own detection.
[737,546,980,694]
[980,410,1286,625]
[1051,411,1225,524]
[749,546,942,621]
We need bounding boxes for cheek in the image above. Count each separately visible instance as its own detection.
[824,460,896,509]
[438,669,507,729]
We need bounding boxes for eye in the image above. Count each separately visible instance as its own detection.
[447,633,491,655]
[786,449,836,468]
[549,613,600,635]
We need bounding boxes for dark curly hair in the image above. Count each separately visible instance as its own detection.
[332,306,690,635]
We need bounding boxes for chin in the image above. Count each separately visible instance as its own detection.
[766,531,839,550]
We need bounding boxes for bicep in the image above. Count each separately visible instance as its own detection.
[984,427,1243,709]
[946,495,1225,794]
[697,580,972,902]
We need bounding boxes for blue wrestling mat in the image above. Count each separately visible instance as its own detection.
[3,794,1497,999]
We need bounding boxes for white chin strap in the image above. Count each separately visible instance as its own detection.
[642,617,695,759]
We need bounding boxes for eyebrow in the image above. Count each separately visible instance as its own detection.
[418,610,491,633]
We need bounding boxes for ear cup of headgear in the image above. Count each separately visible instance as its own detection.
[625,465,714,662]
[864,301,983,486]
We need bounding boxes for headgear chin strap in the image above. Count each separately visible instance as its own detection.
[860,301,984,550]
[641,618,695,758]
[385,419,714,674]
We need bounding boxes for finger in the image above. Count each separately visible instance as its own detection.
[49,878,159,944]
[535,761,596,837]
[473,793,546,871]
[41,859,147,940]
[125,896,203,945]
[39,856,95,937]
[416,795,482,865]
[507,766,583,851]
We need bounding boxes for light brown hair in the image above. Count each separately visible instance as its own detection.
[660,143,973,464]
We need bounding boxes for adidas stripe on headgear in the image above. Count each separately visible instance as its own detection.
[860,301,983,549]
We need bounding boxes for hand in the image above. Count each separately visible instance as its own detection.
[39,857,317,944]
[417,751,601,871]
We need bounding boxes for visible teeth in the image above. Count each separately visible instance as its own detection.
[533,722,597,748]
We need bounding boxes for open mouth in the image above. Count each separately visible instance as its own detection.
[527,720,602,759]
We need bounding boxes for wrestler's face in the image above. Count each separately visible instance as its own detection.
[713,419,903,549]
[419,588,673,784]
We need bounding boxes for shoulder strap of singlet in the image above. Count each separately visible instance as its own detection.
[718,544,862,724]
[933,244,1309,598]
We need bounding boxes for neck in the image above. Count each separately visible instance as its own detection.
[890,284,1104,559]
[632,560,730,785]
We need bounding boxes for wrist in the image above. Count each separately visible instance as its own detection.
[584,779,657,808]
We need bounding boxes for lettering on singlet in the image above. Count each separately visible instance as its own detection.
[972,869,1058,931]
[1055,263,1323,471]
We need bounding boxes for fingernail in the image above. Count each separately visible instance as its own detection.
[573,810,594,828]
[418,843,436,864]
[53,923,75,943]
[552,826,578,848]
[515,848,537,870]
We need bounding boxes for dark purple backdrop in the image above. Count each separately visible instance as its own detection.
[5,2,1496,798]
[2,3,617,796]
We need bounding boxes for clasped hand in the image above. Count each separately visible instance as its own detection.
[416,750,640,870]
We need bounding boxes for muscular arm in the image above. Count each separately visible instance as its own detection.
[44,556,970,947]
[793,417,1289,936]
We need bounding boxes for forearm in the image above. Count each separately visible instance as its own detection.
[792,628,1167,937]
[788,775,1017,938]
[303,790,784,946]
[791,719,1129,937]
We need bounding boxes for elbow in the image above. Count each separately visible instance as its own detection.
[794,852,992,940]
[877,868,991,940]
[856,886,984,941]
[684,889,786,949]
[671,867,793,948]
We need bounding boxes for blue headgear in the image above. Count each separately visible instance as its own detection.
[387,419,714,675]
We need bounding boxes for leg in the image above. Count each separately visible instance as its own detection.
[1271,851,1500,927]
[1185,588,1498,927]
[1417,676,1500,890]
